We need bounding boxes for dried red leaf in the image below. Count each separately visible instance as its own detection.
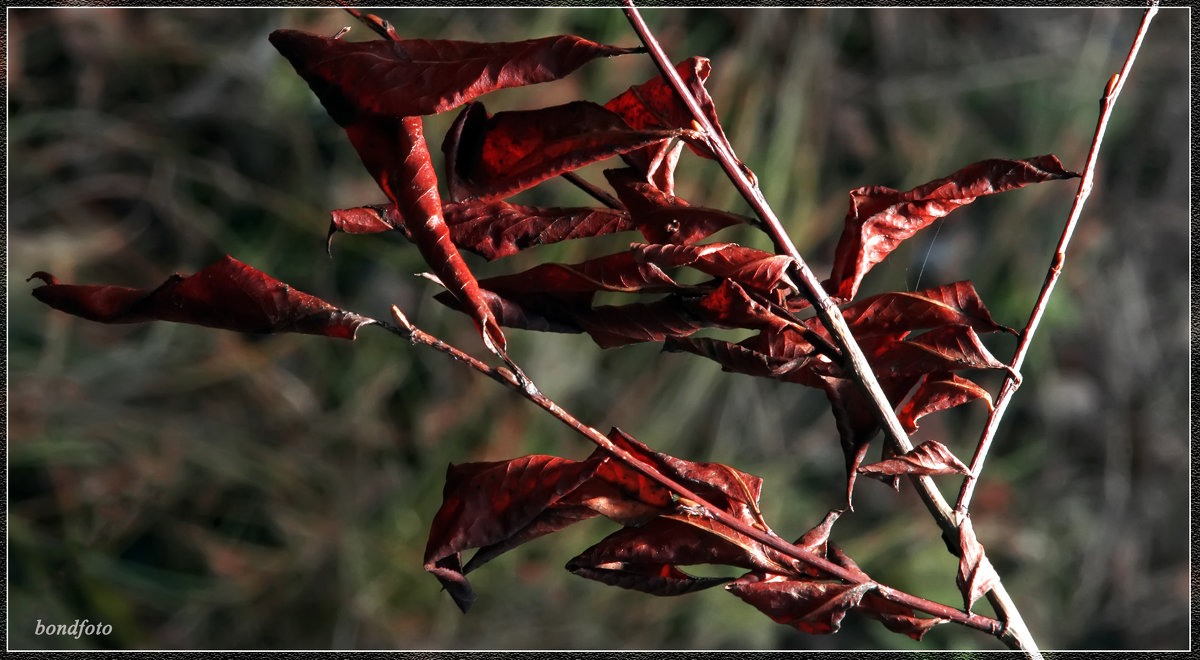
[340,113,508,356]
[840,281,1015,337]
[328,201,637,262]
[857,440,969,477]
[269,29,637,119]
[897,371,994,433]
[572,297,709,348]
[825,155,1080,300]
[856,591,948,641]
[686,279,792,333]
[422,454,605,612]
[477,251,680,303]
[443,101,680,203]
[567,557,733,597]
[604,56,732,161]
[726,573,876,635]
[566,517,759,596]
[632,242,798,301]
[869,324,1012,377]
[444,200,634,260]
[956,518,1000,612]
[663,335,813,380]
[606,168,747,244]
[29,256,373,339]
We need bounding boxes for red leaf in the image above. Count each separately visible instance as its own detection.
[605,428,769,527]
[422,454,605,612]
[567,555,733,597]
[825,155,1080,300]
[572,297,710,348]
[443,101,680,203]
[328,201,636,262]
[566,518,757,596]
[342,112,508,356]
[897,371,994,433]
[857,440,969,477]
[269,29,637,120]
[663,335,814,380]
[606,168,747,244]
[726,573,875,635]
[840,281,1015,337]
[29,256,373,340]
[686,279,792,333]
[956,518,1000,612]
[870,324,1012,377]
[856,592,948,641]
[477,251,680,303]
[632,242,798,301]
[444,200,634,260]
[605,56,732,161]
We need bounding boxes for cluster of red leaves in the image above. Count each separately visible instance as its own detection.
[29,12,1075,639]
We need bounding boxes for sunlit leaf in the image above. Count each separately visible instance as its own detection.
[825,155,1079,300]
[29,256,374,340]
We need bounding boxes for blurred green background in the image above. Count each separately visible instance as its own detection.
[8,7,1188,651]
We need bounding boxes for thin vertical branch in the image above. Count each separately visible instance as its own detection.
[619,4,1063,654]
[954,2,1159,521]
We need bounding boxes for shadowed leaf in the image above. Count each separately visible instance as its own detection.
[444,101,681,203]
[444,200,634,260]
[328,201,637,261]
[29,256,374,340]
[633,242,798,301]
[269,29,638,120]
[726,574,876,635]
[606,168,747,244]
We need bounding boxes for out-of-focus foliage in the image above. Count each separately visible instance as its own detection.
[9,7,1188,650]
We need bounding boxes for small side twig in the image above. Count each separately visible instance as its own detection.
[378,306,1006,636]
[953,1,1159,522]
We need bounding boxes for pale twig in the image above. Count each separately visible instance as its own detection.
[619,3,1055,654]
[954,2,1160,522]
[377,306,1005,635]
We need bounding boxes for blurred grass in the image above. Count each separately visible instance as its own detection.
[8,7,1188,651]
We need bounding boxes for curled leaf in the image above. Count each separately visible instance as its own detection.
[29,256,374,340]
[897,371,994,433]
[605,56,732,161]
[840,281,1015,337]
[444,101,680,203]
[726,573,876,635]
[857,440,969,477]
[606,168,747,244]
[632,242,798,300]
[444,200,634,260]
[269,29,638,120]
[825,155,1080,301]
[956,518,1000,612]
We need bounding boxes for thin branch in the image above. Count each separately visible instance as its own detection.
[377,308,1005,636]
[561,171,625,210]
[953,2,1159,521]
[618,4,1063,654]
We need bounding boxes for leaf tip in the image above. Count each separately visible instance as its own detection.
[27,271,58,286]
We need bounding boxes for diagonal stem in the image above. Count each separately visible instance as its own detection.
[621,3,1048,654]
[954,2,1159,521]
[378,308,1005,636]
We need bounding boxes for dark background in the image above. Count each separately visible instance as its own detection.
[8,7,1189,651]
